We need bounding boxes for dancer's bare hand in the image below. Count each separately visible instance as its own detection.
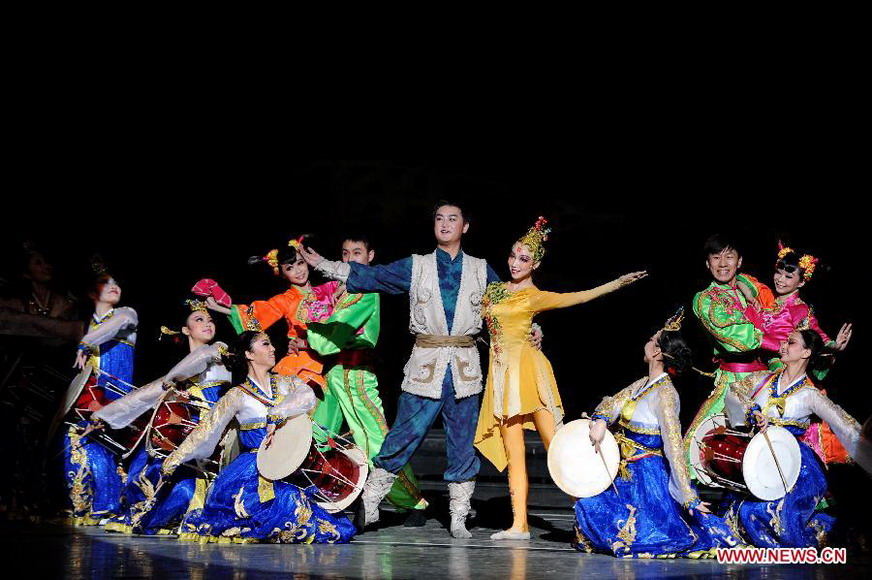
[617,271,648,288]
[753,410,768,432]
[737,280,758,308]
[299,246,324,268]
[287,338,306,356]
[81,420,104,438]
[589,419,607,453]
[264,423,277,449]
[529,323,543,350]
[205,296,232,315]
[834,323,853,351]
[691,501,712,515]
[73,350,87,370]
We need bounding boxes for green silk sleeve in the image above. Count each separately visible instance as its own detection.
[229,306,245,334]
[693,290,762,353]
[307,293,380,356]
[735,273,758,298]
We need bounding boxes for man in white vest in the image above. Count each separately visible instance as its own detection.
[301,202,504,538]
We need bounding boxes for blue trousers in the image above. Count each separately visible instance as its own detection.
[374,369,480,482]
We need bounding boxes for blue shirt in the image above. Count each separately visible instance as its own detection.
[346,248,501,333]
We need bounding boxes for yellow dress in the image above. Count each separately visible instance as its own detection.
[474,281,624,471]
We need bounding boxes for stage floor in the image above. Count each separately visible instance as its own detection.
[3,482,871,579]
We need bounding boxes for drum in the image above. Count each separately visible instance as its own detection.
[547,419,620,498]
[147,390,198,453]
[688,413,728,488]
[257,416,368,512]
[143,388,219,473]
[61,365,99,420]
[700,424,801,501]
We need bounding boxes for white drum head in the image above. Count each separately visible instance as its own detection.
[547,419,620,498]
[689,413,727,488]
[257,414,313,481]
[46,365,94,443]
[315,446,369,513]
[743,426,801,501]
[61,365,94,417]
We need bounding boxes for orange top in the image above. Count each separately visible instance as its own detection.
[231,282,340,388]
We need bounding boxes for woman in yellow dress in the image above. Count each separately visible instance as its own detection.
[475,217,646,540]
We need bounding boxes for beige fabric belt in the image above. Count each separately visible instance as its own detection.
[415,334,475,348]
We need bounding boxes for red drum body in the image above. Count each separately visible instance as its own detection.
[257,415,368,512]
[149,395,196,453]
[291,446,363,507]
[71,375,109,418]
[700,427,753,490]
[698,424,801,501]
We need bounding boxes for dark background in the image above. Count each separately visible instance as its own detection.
[2,159,867,432]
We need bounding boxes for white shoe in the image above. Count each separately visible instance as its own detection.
[490,529,531,540]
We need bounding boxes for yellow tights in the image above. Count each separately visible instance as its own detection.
[498,409,555,532]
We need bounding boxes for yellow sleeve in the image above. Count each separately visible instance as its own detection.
[529,279,624,312]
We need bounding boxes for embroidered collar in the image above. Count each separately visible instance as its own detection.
[239,374,277,406]
[761,370,811,417]
[774,371,810,397]
[768,290,801,314]
[632,373,669,400]
[92,309,116,324]
[620,374,670,425]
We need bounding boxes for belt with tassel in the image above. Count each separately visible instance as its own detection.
[614,429,663,480]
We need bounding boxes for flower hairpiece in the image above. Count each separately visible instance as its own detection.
[264,249,280,275]
[288,236,305,251]
[798,254,818,280]
[776,242,818,281]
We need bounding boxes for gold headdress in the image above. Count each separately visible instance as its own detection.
[517,217,552,262]
[185,299,209,313]
[794,312,812,332]
[159,299,210,340]
[90,254,110,276]
[662,307,684,332]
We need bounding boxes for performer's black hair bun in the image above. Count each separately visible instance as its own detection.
[659,331,693,377]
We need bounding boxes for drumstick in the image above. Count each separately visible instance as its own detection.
[595,443,619,497]
[762,430,790,495]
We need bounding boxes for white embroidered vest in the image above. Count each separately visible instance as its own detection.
[402,251,487,399]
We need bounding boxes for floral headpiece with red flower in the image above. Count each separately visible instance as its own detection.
[777,241,819,281]
[517,217,552,262]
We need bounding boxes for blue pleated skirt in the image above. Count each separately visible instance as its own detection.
[574,430,738,558]
[182,451,356,544]
[63,423,124,524]
[722,428,833,548]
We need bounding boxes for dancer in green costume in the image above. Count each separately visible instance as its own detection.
[684,234,765,480]
[308,235,428,519]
